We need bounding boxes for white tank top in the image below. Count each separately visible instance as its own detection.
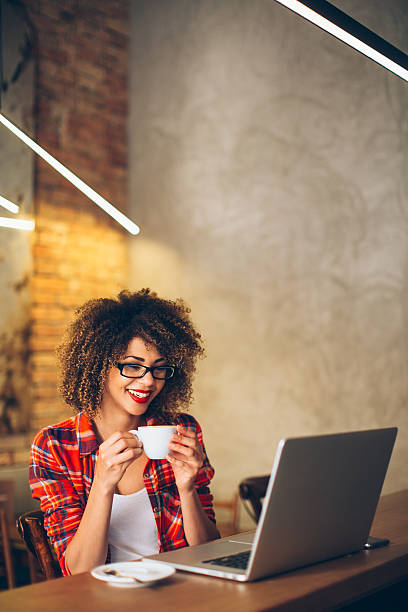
[108,488,159,562]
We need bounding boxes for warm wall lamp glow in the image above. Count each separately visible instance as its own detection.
[273,0,408,83]
[0,113,141,235]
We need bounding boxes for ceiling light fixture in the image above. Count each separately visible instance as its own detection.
[0,3,140,236]
[0,216,35,230]
[273,0,408,82]
[0,113,141,235]
[0,194,19,214]
[0,194,34,230]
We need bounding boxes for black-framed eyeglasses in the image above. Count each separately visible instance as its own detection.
[114,362,175,380]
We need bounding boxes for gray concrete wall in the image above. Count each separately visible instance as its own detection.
[128,0,408,518]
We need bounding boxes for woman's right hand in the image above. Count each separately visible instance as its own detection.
[94,431,143,493]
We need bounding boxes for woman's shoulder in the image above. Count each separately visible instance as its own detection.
[175,412,202,432]
[31,413,80,448]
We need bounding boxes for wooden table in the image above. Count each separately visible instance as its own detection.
[1,490,407,612]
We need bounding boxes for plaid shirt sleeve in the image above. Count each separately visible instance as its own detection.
[29,427,85,576]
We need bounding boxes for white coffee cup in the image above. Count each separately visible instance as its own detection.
[129,425,177,460]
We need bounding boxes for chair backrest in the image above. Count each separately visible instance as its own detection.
[238,475,270,523]
[16,510,62,579]
[0,480,15,523]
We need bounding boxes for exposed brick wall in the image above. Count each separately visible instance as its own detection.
[23,0,130,433]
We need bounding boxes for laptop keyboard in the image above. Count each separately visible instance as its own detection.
[202,550,250,569]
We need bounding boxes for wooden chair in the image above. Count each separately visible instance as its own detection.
[0,508,16,589]
[0,480,16,588]
[16,510,62,580]
[238,475,270,523]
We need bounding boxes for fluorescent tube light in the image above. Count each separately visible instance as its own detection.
[0,194,19,214]
[274,0,408,82]
[0,113,141,235]
[0,216,34,230]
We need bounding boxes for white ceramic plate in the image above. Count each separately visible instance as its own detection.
[91,560,175,588]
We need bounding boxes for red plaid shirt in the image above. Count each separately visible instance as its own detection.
[29,411,216,576]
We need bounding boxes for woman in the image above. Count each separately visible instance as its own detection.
[30,289,219,575]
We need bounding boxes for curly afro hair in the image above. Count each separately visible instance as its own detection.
[57,289,205,422]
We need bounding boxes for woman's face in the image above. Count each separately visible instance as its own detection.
[101,336,166,419]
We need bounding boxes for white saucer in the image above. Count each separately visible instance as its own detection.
[91,560,175,588]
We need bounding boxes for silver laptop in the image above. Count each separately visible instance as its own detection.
[145,427,397,581]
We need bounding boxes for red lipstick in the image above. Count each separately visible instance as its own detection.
[127,389,151,404]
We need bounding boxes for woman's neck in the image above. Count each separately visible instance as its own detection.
[93,411,147,442]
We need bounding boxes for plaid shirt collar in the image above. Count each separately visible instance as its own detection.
[76,411,168,457]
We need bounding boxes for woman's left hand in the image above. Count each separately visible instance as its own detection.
[167,425,204,494]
